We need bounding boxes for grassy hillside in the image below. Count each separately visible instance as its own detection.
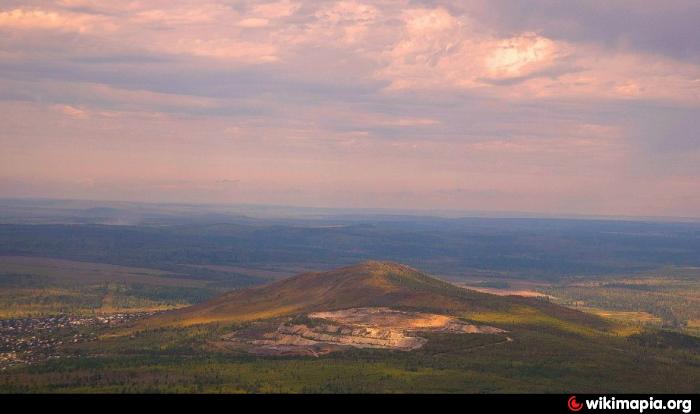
[140,261,609,332]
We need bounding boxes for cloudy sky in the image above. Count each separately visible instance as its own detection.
[1,1,699,217]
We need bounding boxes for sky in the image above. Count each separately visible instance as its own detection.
[1,1,699,218]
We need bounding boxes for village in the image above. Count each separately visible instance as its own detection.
[0,312,156,370]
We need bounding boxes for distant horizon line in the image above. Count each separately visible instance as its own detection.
[2,195,699,224]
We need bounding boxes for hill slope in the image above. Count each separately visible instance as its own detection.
[140,261,608,331]
[7,262,700,393]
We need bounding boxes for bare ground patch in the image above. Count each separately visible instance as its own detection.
[216,307,506,356]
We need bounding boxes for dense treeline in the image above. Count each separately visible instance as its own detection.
[1,323,699,393]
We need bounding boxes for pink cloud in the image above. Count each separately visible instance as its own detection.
[52,104,89,119]
[0,8,116,33]
[1,1,699,217]
[252,0,300,18]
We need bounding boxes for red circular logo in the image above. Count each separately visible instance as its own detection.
[568,396,583,412]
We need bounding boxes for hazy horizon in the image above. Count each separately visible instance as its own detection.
[3,195,700,223]
[2,1,700,218]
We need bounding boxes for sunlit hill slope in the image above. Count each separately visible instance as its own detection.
[139,261,609,332]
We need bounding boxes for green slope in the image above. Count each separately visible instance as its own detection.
[138,261,610,334]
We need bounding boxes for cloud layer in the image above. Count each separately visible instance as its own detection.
[1,1,699,217]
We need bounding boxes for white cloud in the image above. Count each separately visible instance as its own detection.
[484,33,558,79]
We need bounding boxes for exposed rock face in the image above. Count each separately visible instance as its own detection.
[309,307,505,334]
[221,307,506,356]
